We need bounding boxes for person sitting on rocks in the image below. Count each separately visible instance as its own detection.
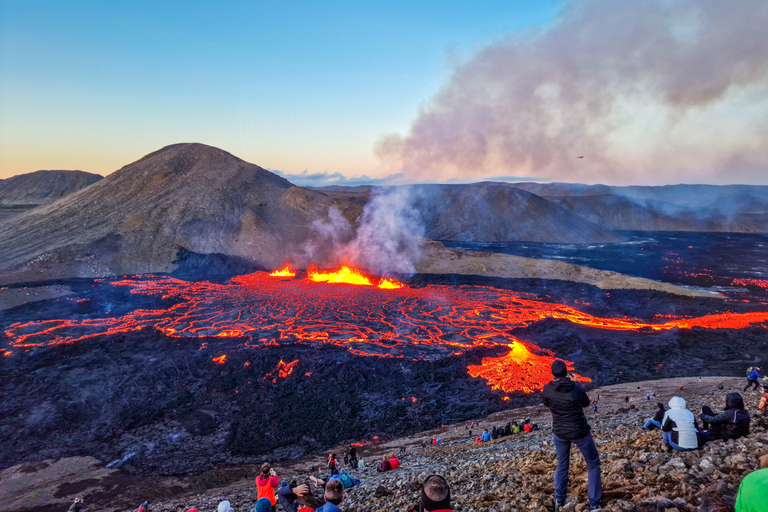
[409,474,455,512]
[735,454,768,512]
[745,367,763,391]
[69,497,84,512]
[758,378,768,412]
[661,397,699,452]
[218,500,234,512]
[377,454,391,472]
[388,452,400,469]
[481,429,491,442]
[316,478,344,512]
[699,392,750,443]
[642,402,666,431]
[255,463,279,512]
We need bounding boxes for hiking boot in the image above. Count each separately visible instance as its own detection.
[554,500,565,512]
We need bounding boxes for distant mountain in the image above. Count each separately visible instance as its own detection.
[0,170,102,220]
[409,183,625,243]
[0,144,362,280]
[510,182,768,232]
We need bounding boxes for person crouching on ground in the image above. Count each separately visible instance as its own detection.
[661,397,699,452]
[642,402,666,430]
[409,475,454,512]
[542,359,602,511]
[255,462,279,512]
[699,392,750,443]
[316,478,344,512]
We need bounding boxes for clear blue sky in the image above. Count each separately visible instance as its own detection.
[0,0,559,180]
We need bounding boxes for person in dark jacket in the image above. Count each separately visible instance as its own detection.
[542,360,602,511]
[745,367,762,391]
[277,478,324,512]
[377,454,391,472]
[700,392,751,443]
[642,402,666,430]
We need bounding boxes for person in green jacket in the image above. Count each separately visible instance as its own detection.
[735,463,768,512]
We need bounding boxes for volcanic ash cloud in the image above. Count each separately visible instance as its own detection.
[376,0,768,184]
[301,186,424,275]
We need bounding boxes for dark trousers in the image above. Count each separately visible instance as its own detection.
[744,378,759,391]
[553,433,602,508]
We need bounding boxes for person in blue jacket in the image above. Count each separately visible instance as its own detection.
[481,429,491,442]
[745,367,763,391]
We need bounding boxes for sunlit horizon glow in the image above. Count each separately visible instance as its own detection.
[1,1,767,186]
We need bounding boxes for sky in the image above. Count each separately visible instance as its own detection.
[1,0,767,186]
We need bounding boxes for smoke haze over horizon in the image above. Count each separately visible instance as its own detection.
[376,0,768,186]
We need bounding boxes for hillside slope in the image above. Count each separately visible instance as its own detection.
[0,144,361,278]
[0,170,102,220]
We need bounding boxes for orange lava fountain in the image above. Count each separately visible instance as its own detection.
[269,265,296,277]
[468,340,590,393]
[308,265,372,286]
[4,271,768,393]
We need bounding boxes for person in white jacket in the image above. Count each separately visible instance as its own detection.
[661,396,699,451]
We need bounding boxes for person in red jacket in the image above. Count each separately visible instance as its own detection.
[255,462,279,512]
[409,475,454,512]
[388,452,400,469]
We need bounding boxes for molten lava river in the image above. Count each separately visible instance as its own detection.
[5,268,768,394]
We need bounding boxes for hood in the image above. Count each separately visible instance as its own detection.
[554,377,576,392]
[725,392,745,410]
[668,396,687,410]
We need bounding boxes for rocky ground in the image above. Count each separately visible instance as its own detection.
[4,376,766,512]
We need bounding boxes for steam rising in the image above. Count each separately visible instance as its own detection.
[376,0,768,184]
[301,187,424,275]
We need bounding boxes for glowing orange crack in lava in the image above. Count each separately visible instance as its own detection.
[4,271,768,393]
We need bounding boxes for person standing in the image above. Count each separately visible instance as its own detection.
[256,463,280,512]
[542,360,602,511]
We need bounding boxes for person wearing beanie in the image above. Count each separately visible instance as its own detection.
[700,392,751,443]
[542,359,602,511]
[409,475,454,512]
[255,462,279,511]
[735,454,768,512]
[255,497,273,512]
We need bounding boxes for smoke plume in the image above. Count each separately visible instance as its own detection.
[301,186,424,275]
[376,0,768,185]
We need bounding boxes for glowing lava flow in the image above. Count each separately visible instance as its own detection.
[468,341,590,394]
[4,271,768,393]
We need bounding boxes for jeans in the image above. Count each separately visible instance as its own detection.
[553,433,602,508]
[662,430,697,451]
[643,419,662,430]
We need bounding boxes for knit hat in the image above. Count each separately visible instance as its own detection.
[551,360,568,378]
[218,501,234,512]
[421,475,451,511]
[255,498,272,512]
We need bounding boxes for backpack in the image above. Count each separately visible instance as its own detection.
[340,473,353,488]
[747,367,755,376]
